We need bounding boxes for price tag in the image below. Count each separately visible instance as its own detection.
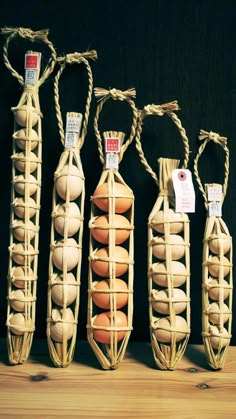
[105,153,119,169]
[172,169,195,213]
[24,53,40,86]
[105,138,121,153]
[207,184,223,202]
[208,201,222,217]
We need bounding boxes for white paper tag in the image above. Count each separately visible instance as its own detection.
[65,114,83,148]
[207,184,223,202]
[105,153,119,169]
[208,201,222,217]
[66,115,82,134]
[24,53,40,86]
[105,138,121,153]
[25,69,38,85]
[172,169,195,213]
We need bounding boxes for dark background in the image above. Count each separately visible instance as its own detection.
[0,0,235,345]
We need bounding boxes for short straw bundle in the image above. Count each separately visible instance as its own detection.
[1,27,56,364]
[135,101,191,369]
[87,87,137,369]
[46,51,97,367]
[194,129,233,369]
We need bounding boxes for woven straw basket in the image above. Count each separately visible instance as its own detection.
[1,27,56,364]
[87,88,137,369]
[135,101,191,369]
[194,129,233,370]
[46,51,97,367]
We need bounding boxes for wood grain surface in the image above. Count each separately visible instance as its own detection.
[0,340,235,418]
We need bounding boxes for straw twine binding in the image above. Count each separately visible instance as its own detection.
[87,88,137,369]
[46,51,96,367]
[194,129,233,370]
[1,27,56,365]
[135,101,191,370]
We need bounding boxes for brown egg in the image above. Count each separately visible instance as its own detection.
[14,109,38,128]
[91,214,131,245]
[51,273,77,306]
[208,302,230,325]
[54,202,81,237]
[151,261,187,287]
[92,182,133,213]
[55,164,83,201]
[93,310,128,344]
[15,128,39,150]
[150,209,187,234]
[91,246,129,277]
[9,313,25,335]
[151,288,187,315]
[209,325,230,349]
[11,266,34,288]
[208,255,230,278]
[208,278,230,301]
[10,289,26,312]
[12,243,35,265]
[50,308,74,342]
[152,234,185,260]
[14,197,37,219]
[14,174,38,196]
[209,234,231,255]
[14,151,38,173]
[92,278,129,309]
[52,238,79,271]
[12,220,36,242]
[153,315,188,343]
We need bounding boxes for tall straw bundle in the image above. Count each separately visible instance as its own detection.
[194,129,232,369]
[1,27,56,364]
[46,51,97,367]
[135,101,191,369]
[87,88,137,369]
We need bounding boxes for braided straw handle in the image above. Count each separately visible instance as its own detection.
[93,87,138,164]
[1,26,57,87]
[54,51,97,149]
[193,129,229,209]
[135,101,189,186]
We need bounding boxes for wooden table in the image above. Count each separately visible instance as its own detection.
[0,340,235,418]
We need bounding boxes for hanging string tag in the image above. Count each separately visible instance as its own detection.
[172,168,195,213]
[105,135,121,169]
[24,51,41,86]
[65,112,83,148]
[206,183,222,217]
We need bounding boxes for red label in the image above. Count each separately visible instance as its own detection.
[178,171,187,181]
[105,138,120,152]
[25,55,38,69]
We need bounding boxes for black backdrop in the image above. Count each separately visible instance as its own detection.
[0,0,235,344]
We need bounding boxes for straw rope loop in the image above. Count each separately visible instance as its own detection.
[193,129,229,209]
[93,87,137,165]
[1,26,57,87]
[135,100,189,187]
[54,50,97,148]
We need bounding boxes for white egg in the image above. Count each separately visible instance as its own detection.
[54,202,81,237]
[14,108,38,128]
[12,243,35,265]
[55,165,83,201]
[151,288,187,315]
[209,325,230,349]
[209,234,231,255]
[14,128,39,150]
[14,151,38,173]
[9,313,25,335]
[208,302,230,325]
[150,209,188,234]
[152,234,185,260]
[11,266,34,288]
[208,278,230,301]
[52,238,79,271]
[14,174,38,196]
[208,255,230,278]
[13,197,37,219]
[50,307,75,342]
[153,315,188,343]
[12,220,36,242]
[10,289,26,312]
[51,273,77,306]
[151,261,187,287]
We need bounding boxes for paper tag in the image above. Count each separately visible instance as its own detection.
[208,201,222,217]
[105,153,119,169]
[65,132,78,148]
[66,115,82,134]
[105,138,121,153]
[172,169,195,213]
[207,184,223,202]
[24,53,40,86]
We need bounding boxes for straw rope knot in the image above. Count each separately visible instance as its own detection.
[94,87,136,102]
[199,129,227,146]
[1,27,49,42]
[143,101,180,117]
[58,50,97,65]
